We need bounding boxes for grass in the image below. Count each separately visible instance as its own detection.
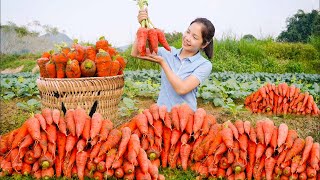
[0,53,39,72]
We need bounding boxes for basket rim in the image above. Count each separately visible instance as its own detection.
[38,74,124,81]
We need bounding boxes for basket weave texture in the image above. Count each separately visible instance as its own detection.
[36,75,124,120]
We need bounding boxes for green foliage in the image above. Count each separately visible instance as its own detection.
[277,9,320,43]
[242,34,257,41]
[0,53,39,72]
[16,98,41,114]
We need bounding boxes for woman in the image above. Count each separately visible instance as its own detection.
[131,10,215,111]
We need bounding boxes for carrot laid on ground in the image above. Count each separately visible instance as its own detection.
[185,114,194,135]
[135,113,149,135]
[76,151,88,180]
[98,129,122,156]
[34,114,47,132]
[299,136,313,165]
[143,109,154,126]
[65,135,77,155]
[58,116,67,136]
[26,116,41,141]
[99,119,113,142]
[285,130,298,149]
[180,144,191,171]
[193,108,206,134]
[309,142,319,170]
[117,127,131,159]
[65,109,76,136]
[221,125,234,149]
[57,131,66,160]
[90,113,103,140]
[171,105,180,130]
[262,118,274,146]
[277,123,289,148]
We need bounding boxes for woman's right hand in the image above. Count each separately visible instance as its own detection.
[138,8,148,24]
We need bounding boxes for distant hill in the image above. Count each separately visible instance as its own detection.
[0,28,73,54]
[116,44,130,52]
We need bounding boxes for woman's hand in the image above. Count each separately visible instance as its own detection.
[138,8,148,24]
[137,54,165,65]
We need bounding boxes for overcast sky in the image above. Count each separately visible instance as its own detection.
[1,0,319,47]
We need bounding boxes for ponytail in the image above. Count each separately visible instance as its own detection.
[203,40,213,59]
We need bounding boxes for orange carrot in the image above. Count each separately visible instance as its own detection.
[306,166,316,178]
[277,123,289,148]
[74,107,87,138]
[249,125,257,143]
[98,129,122,156]
[153,119,163,137]
[137,27,148,56]
[76,151,88,180]
[159,105,167,120]
[52,109,60,125]
[285,130,298,149]
[185,114,194,135]
[135,113,149,135]
[310,142,319,170]
[300,136,313,165]
[57,131,66,160]
[193,108,206,134]
[290,155,301,174]
[76,139,86,153]
[105,148,117,170]
[262,119,274,146]
[33,143,42,159]
[143,109,154,125]
[41,167,54,179]
[90,112,103,140]
[255,143,267,161]
[171,105,180,130]
[156,28,171,51]
[170,129,182,148]
[137,148,149,173]
[270,127,278,151]
[234,120,244,135]
[256,120,265,144]
[42,108,53,125]
[265,156,276,180]
[65,135,77,155]
[99,119,113,142]
[163,112,172,129]
[221,125,234,149]
[178,103,193,132]
[147,126,155,147]
[81,116,91,143]
[149,103,160,120]
[26,116,41,141]
[58,116,67,136]
[201,114,216,136]
[180,144,191,170]
[65,109,76,136]
[117,127,131,159]
[34,114,47,132]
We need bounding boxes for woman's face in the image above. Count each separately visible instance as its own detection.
[182,22,206,53]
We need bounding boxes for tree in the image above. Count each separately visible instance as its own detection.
[242,34,256,41]
[277,9,320,43]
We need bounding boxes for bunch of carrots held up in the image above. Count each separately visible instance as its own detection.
[136,0,171,56]
[1,103,319,180]
[36,37,127,79]
[245,82,319,116]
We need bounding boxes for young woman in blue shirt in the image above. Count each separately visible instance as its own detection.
[131,10,215,111]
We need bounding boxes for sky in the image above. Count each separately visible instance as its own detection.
[1,0,319,47]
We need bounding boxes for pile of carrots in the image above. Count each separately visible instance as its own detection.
[136,0,171,56]
[36,37,127,79]
[245,82,319,116]
[1,104,319,180]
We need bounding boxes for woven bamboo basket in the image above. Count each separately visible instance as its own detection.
[36,75,124,120]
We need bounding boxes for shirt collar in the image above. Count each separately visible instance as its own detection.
[174,48,201,63]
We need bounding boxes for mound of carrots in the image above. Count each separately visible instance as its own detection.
[36,37,127,79]
[245,82,319,116]
[1,104,319,180]
[136,0,171,57]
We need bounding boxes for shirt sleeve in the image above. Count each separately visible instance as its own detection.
[191,61,212,83]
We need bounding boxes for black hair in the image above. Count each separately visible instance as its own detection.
[190,18,215,59]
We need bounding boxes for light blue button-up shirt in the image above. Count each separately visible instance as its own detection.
[157,46,212,112]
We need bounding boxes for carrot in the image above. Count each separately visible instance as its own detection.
[99,119,113,142]
[171,105,180,130]
[41,167,54,179]
[156,28,171,51]
[85,45,96,61]
[37,57,50,78]
[123,173,135,180]
[306,166,316,178]
[264,156,276,180]
[33,143,42,159]
[221,125,234,149]
[153,119,163,137]
[45,59,56,78]
[207,131,222,156]
[143,109,154,125]
[76,151,88,180]
[91,136,99,146]
[255,143,267,161]
[135,168,152,180]
[55,156,62,178]
[65,135,77,155]
[95,49,112,77]
[170,129,182,148]
[300,136,313,165]
[180,144,191,171]
[162,126,172,153]
[57,131,66,160]
[178,103,193,132]
[42,108,53,125]
[169,142,182,169]
[112,155,123,169]
[193,108,206,134]
[270,127,278,151]
[234,120,244,135]
[34,114,47,132]
[39,131,48,155]
[255,120,265,144]
[185,114,194,135]
[89,113,102,140]
[58,116,67,136]
[127,134,140,165]
[285,130,298,149]
[74,107,87,137]
[163,112,172,129]
[137,148,149,174]
[135,113,149,135]
[137,27,148,56]
[262,119,274,146]
[299,172,307,180]
[277,123,289,148]
[123,160,135,174]
[80,116,90,143]
[201,114,216,136]
[310,142,319,170]
[117,127,131,159]
[25,116,41,141]
[158,105,167,120]
[249,125,257,144]
[19,134,34,151]
[98,129,122,156]
[146,126,155,147]
[105,148,117,170]
[96,36,109,52]
[65,109,76,136]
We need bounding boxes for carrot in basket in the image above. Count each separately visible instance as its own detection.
[37,57,50,78]
[86,45,96,61]
[107,47,118,57]
[137,27,148,56]
[52,53,68,78]
[156,28,171,51]
[72,40,86,63]
[109,57,121,76]
[66,59,81,78]
[115,55,127,75]
[45,59,56,78]
[80,59,96,77]
[95,49,112,77]
[96,36,109,52]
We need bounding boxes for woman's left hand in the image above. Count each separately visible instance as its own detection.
[137,54,165,65]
